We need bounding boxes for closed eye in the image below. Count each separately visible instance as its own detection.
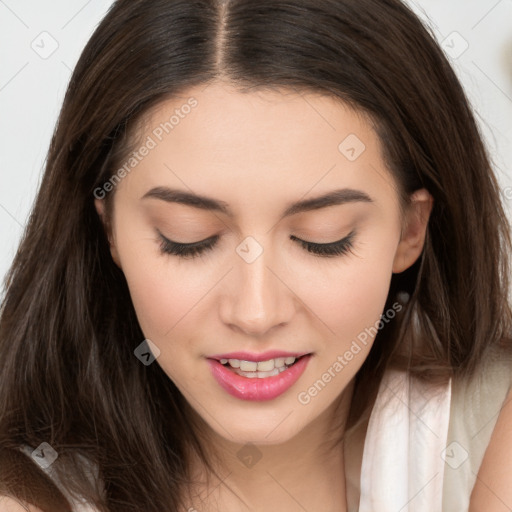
[290,231,355,258]
[157,230,356,260]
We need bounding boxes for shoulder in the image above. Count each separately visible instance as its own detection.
[0,496,44,512]
[469,380,512,510]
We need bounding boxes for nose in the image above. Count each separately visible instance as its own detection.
[219,241,296,337]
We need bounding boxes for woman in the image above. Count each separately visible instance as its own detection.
[1,0,511,511]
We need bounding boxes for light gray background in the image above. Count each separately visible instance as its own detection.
[1,0,511,296]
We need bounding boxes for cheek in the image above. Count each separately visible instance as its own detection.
[118,249,209,384]
[121,257,205,344]
[293,237,397,345]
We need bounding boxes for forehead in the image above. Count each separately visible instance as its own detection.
[141,82,374,153]
[116,82,400,218]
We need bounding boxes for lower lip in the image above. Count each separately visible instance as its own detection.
[207,355,312,401]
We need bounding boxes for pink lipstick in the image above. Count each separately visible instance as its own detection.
[207,352,312,401]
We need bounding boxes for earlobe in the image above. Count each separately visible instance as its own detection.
[94,198,122,268]
[392,189,434,274]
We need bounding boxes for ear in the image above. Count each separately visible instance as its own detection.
[94,198,122,268]
[392,188,434,274]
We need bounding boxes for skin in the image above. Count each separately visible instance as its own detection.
[93,81,433,511]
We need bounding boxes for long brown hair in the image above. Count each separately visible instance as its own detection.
[1,0,511,510]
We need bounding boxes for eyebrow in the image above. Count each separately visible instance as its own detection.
[141,186,374,219]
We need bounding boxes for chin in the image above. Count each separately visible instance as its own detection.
[201,407,311,447]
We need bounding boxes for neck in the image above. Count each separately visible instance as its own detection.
[184,379,356,512]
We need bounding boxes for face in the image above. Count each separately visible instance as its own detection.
[95,82,432,446]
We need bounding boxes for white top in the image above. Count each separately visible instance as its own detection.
[20,349,512,511]
[359,367,452,511]
[349,348,512,511]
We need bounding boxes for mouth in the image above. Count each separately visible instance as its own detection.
[206,353,313,401]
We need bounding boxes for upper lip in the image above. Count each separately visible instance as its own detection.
[208,350,311,362]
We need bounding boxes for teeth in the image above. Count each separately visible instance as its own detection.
[235,366,289,378]
[274,357,285,367]
[255,359,274,371]
[239,360,258,371]
[220,356,298,372]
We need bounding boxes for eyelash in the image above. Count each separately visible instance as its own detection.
[157,230,356,260]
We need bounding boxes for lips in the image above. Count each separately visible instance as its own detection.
[207,353,313,401]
